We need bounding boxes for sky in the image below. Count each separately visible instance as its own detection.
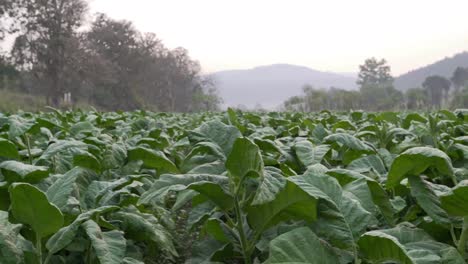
[89,0,468,75]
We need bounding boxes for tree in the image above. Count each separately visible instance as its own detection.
[422,75,451,108]
[82,14,220,111]
[0,54,18,90]
[357,58,393,87]
[9,0,88,106]
[405,88,427,110]
[83,13,142,110]
[357,58,401,110]
[450,67,468,93]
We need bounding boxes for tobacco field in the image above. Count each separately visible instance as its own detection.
[1,109,468,264]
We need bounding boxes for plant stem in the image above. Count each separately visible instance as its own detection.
[36,233,42,264]
[234,196,251,264]
[25,134,33,165]
[232,174,251,264]
[451,225,458,246]
[457,216,468,258]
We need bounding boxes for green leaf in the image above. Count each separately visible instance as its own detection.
[0,138,19,159]
[138,174,233,210]
[101,143,127,170]
[408,175,451,225]
[128,147,178,173]
[358,230,414,264]
[112,208,178,256]
[387,147,454,188]
[266,227,340,264]
[251,168,286,206]
[247,180,318,234]
[8,115,34,139]
[36,140,89,173]
[225,137,264,186]
[440,180,468,216]
[46,206,119,254]
[0,161,49,183]
[347,154,387,176]
[46,167,91,211]
[0,211,24,263]
[70,121,95,137]
[73,152,101,173]
[83,220,126,264]
[324,133,374,152]
[290,172,375,255]
[359,225,464,264]
[9,183,64,238]
[190,120,241,156]
[293,141,330,167]
[180,142,225,173]
[327,169,396,225]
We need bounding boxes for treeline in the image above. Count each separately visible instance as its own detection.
[284,58,468,112]
[0,0,221,112]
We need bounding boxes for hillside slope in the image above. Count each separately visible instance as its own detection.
[211,64,357,109]
[395,52,468,90]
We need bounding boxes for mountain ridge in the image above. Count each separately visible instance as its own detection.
[211,51,468,109]
[394,51,468,90]
[210,64,357,109]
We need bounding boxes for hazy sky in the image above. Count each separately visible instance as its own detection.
[90,0,468,75]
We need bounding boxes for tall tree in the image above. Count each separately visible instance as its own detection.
[357,58,401,110]
[357,57,393,87]
[405,88,427,110]
[9,0,88,105]
[422,75,451,108]
[451,67,468,93]
[83,13,142,110]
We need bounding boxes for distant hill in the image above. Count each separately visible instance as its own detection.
[210,64,357,109]
[395,52,468,90]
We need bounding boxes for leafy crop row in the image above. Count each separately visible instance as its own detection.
[1,108,468,263]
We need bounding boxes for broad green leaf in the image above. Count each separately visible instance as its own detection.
[266,227,340,264]
[46,206,119,254]
[324,133,374,152]
[36,140,89,173]
[190,120,241,155]
[83,220,126,264]
[225,137,263,186]
[387,147,454,188]
[359,225,464,264]
[180,142,225,173]
[290,172,374,255]
[347,154,387,176]
[189,237,232,264]
[0,138,19,159]
[73,152,101,173]
[112,208,178,256]
[8,115,34,139]
[128,147,178,173]
[37,140,88,162]
[247,180,318,234]
[101,143,127,170]
[138,174,233,210]
[70,121,95,136]
[46,167,91,210]
[408,176,450,225]
[358,231,413,264]
[251,167,286,206]
[327,169,396,225]
[0,211,24,263]
[293,140,330,167]
[0,161,49,184]
[440,180,468,216]
[9,183,63,238]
